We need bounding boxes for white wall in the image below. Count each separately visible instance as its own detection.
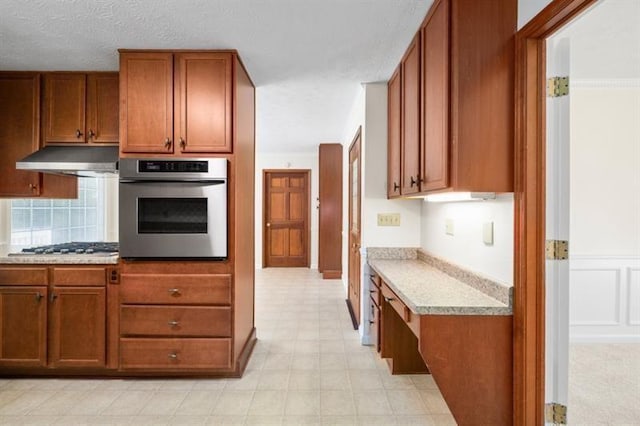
[569,85,640,342]
[255,152,319,269]
[518,0,553,29]
[570,86,640,256]
[361,84,422,249]
[420,196,515,285]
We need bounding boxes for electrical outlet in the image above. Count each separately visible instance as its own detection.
[445,218,454,236]
[378,213,401,226]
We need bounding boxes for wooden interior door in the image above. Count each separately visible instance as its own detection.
[264,170,310,267]
[348,129,362,326]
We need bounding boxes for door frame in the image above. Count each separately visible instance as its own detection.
[513,0,596,423]
[262,169,311,268]
[347,127,362,327]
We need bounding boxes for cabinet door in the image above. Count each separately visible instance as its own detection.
[44,74,86,144]
[87,73,119,143]
[49,286,106,367]
[421,0,450,191]
[0,286,47,367]
[120,52,174,154]
[401,35,421,195]
[387,66,402,198]
[174,53,233,154]
[0,73,42,197]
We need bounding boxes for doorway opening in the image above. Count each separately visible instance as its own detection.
[515,0,640,423]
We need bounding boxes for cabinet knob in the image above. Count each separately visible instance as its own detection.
[384,296,395,303]
[76,129,83,139]
[393,182,400,192]
[369,320,375,325]
[88,129,96,139]
[168,352,178,360]
[168,288,180,296]
[168,320,180,327]
[410,176,417,187]
[29,183,38,192]
[179,137,186,150]
[35,292,43,302]
[49,292,58,302]
[165,137,172,149]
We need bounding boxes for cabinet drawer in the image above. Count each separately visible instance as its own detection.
[52,267,106,286]
[120,274,231,305]
[0,268,48,285]
[120,305,231,337]
[369,275,381,306]
[120,338,232,370]
[381,282,420,338]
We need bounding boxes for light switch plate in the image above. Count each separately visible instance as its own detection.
[445,218,454,236]
[378,213,401,226]
[483,222,494,245]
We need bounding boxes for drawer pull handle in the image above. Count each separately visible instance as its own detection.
[168,320,180,327]
[168,352,178,360]
[168,288,180,296]
[384,296,395,302]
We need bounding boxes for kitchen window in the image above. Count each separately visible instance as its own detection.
[10,178,105,246]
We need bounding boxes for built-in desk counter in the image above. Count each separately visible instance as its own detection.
[367,248,513,426]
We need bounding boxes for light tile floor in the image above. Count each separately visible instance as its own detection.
[569,343,640,425]
[0,268,456,425]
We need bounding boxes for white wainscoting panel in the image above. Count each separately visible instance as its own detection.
[569,256,640,342]
[629,268,640,326]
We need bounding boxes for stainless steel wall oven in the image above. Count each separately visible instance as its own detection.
[119,158,227,259]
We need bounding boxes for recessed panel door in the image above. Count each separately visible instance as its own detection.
[264,171,310,267]
[348,129,362,326]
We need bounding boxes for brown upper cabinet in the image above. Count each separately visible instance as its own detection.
[387,66,402,198]
[387,0,516,198]
[119,51,233,156]
[400,35,422,196]
[43,72,119,144]
[0,72,77,198]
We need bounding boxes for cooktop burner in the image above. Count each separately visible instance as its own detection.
[21,242,119,255]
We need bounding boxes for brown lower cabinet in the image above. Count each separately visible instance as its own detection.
[0,266,107,369]
[372,271,513,426]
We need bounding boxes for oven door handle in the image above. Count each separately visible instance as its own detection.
[119,179,226,185]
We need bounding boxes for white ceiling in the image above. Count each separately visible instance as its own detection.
[554,0,640,79]
[0,0,432,153]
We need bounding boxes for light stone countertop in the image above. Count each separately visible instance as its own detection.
[368,259,512,316]
[0,245,119,265]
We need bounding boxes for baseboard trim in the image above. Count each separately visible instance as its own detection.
[322,270,342,279]
[570,335,640,344]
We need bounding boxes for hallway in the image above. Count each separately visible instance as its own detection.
[0,268,455,425]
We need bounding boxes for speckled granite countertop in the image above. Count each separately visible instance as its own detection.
[0,245,119,265]
[368,258,512,316]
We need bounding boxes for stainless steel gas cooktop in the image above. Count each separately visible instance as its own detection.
[19,242,118,255]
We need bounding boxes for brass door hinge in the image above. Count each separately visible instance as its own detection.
[547,76,569,97]
[545,402,567,424]
[546,240,569,260]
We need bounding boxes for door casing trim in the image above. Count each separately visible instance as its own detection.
[513,0,597,423]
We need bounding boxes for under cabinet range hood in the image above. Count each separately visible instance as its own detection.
[16,146,119,177]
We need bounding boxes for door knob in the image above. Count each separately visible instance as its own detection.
[266,223,271,227]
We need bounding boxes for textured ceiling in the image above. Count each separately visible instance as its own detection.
[0,0,431,153]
